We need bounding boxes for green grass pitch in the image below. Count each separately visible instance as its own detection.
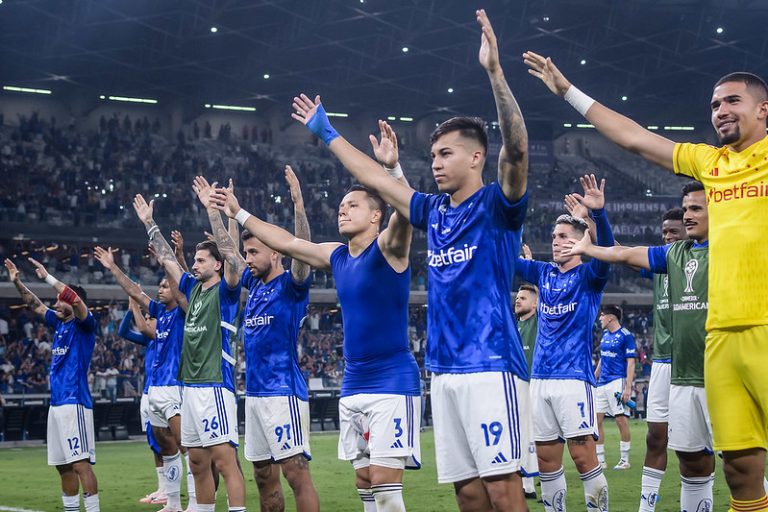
[0,420,734,511]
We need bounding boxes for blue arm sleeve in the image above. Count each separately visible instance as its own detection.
[117,310,149,346]
[515,258,543,284]
[587,208,614,283]
[624,333,637,358]
[647,245,670,274]
[409,192,434,231]
[639,269,653,279]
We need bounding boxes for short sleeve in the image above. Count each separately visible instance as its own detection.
[219,277,241,307]
[409,192,438,231]
[515,258,546,284]
[75,312,97,334]
[179,272,196,300]
[490,183,528,230]
[639,269,653,280]
[673,142,718,181]
[288,271,313,301]
[44,309,59,329]
[148,299,164,319]
[624,332,637,358]
[647,245,671,274]
[240,268,254,290]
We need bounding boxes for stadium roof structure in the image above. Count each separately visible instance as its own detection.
[1,0,768,126]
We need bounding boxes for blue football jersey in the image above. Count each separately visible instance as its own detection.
[45,310,97,408]
[241,269,310,400]
[410,183,529,378]
[597,327,636,386]
[330,240,420,397]
[148,300,184,387]
[515,209,614,385]
[117,309,154,393]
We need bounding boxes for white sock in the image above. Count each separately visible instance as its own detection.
[62,494,79,512]
[163,451,183,509]
[764,476,768,493]
[639,467,664,512]
[196,505,215,512]
[156,466,166,493]
[540,467,567,512]
[680,475,713,512]
[83,493,100,512]
[372,483,405,512]
[184,451,197,507]
[358,488,377,512]
[620,441,631,462]
[228,508,246,512]
[580,465,609,512]
[596,444,606,465]
[523,476,536,494]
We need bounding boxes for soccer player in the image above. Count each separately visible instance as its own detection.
[515,174,614,512]
[196,169,320,512]
[593,305,636,471]
[286,9,536,510]
[564,180,714,511]
[94,246,190,512]
[116,298,167,506]
[132,195,245,512]
[4,258,100,512]
[524,52,768,512]
[636,207,686,512]
[211,122,421,512]
[514,283,539,500]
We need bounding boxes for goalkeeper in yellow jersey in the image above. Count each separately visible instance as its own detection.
[524,51,768,512]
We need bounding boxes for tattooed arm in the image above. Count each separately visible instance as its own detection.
[284,166,312,284]
[4,259,48,316]
[477,9,528,202]
[132,194,184,284]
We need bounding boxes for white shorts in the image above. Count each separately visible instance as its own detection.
[646,362,671,423]
[180,386,239,448]
[595,378,628,417]
[530,378,597,442]
[245,396,311,463]
[432,372,537,484]
[140,393,150,432]
[148,385,183,428]
[338,393,421,470]
[47,404,96,466]
[668,385,713,454]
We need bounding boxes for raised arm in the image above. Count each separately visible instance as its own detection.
[573,174,614,248]
[477,9,528,201]
[210,187,340,272]
[28,258,88,321]
[284,166,312,283]
[4,259,48,316]
[193,176,245,288]
[564,193,597,243]
[130,299,156,340]
[150,248,189,313]
[118,299,153,344]
[94,246,151,310]
[562,231,651,270]
[132,194,183,284]
[291,94,415,219]
[523,51,675,171]
[170,230,190,273]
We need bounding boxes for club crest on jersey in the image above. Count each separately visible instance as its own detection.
[190,301,203,319]
[663,276,669,297]
[684,258,699,293]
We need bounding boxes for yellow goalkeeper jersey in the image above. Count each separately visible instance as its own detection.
[673,135,768,331]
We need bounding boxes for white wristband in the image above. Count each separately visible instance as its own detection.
[384,162,404,179]
[564,85,596,117]
[45,274,60,287]
[235,208,252,226]
[146,225,160,238]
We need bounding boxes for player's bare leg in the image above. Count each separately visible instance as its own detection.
[483,472,527,511]
[568,436,609,511]
[210,443,245,507]
[677,450,714,511]
[369,464,405,512]
[723,449,768,509]
[454,477,493,512]
[253,460,284,512]
[280,454,319,512]
[355,466,376,511]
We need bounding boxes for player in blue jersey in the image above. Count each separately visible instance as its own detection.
[95,246,192,512]
[133,195,245,512]
[594,305,636,471]
[117,298,167,506]
[284,10,536,511]
[211,121,421,512]
[4,258,101,512]
[195,169,321,512]
[515,174,614,512]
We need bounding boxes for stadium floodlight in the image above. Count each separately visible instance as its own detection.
[647,125,659,130]
[387,116,397,121]
[663,126,695,131]
[263,74,270,79]
[563,123,573,128]
[621,96,628,101]
[399,117,414,122]
[326,112,349,118]
[106,95,158,104]
[402,47,409,53]
[716,27,724,34]
[205,104,256,112]
[448,87,454,93]
[576,123,595,128]
[580,59,587,65]
[210,26,218,33]
[3,85,52,95]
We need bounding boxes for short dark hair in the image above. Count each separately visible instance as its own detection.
[68,284,87,303]
[430,116,488,154]
[601,304,622,322]
[345,184,388,229]
[241,229,255,242]
[715,72,768,102]
[682,181,705,198]
[662,207,684,223]
[195,240,224,275]
[518,283,538,295]
[555,214,588,237]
